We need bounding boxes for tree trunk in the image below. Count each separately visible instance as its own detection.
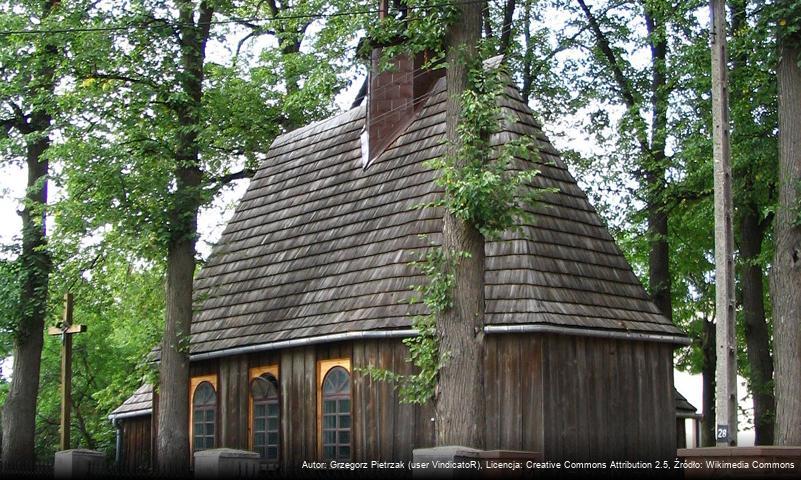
[730,0,775,446]
[435,0,485,448]
[1,0,57,466]
[1,128,51,468]
[771,27,801,446]
[740,204,775,445]
[576,5,673,319]
[156,1,211,472]
[644,8,672,322]
[701,317,717,446]
[521,0,533,102]
[647,208,672,321]
[157,224,197,473]
[498,0,516,56]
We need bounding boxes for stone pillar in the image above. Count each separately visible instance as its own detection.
[54,449,105,479]
[193,448,260,479]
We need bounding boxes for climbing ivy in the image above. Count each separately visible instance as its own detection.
[426,59,545,239]
[363,245,459,404]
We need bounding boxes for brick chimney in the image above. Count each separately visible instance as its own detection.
[361,1,443,167]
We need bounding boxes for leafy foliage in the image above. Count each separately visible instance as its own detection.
[2,0,369,462]
[427,60,545,239]
[32,249,164,459]
[363,245,456,404]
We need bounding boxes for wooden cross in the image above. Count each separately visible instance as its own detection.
[47,293,87,451]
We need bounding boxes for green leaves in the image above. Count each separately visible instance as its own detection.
[362,245,455,405]
[428,60,545,239]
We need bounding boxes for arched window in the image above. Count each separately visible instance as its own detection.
[321,366,351,460]
[251,374,280,461]
[192,381,216,452]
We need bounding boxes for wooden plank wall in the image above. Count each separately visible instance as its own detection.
[484,335,544,453]
[178,334,674,470]
[193,337,548,470]
[201,340,439,471]
[540,335,676,461]
[121,415,152,472]
[352,339,435,464]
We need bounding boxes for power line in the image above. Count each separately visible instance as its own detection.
[0,0,487,36]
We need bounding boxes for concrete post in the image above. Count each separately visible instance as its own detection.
[54,449,105,479]
[193,448,261,479]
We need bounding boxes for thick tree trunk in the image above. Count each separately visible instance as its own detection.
[157,224,198,473]
[771,31,801,446]
[648,208,672,321]
[644,9,672,323]
[1,0,57,465]
[701,317,717,446]
[156,2,211,472]
[730,0,775,446]
[740,204,775,445]
[435,1,485,448]
[1,130,51,468]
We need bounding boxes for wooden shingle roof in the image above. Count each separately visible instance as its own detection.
[109,383,153,419]
[189,76,684,357]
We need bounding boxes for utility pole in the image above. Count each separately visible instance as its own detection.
[710,0,737,446]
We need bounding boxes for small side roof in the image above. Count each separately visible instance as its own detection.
[674,387,701,418]
[108,383,153,420]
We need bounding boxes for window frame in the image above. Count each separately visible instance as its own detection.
[189,374,218,454]
[248,365,280,462]
[317,359,352,461]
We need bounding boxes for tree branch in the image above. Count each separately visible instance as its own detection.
[483,0,493,39]
[576,0,637,109]
[576,0,651,156]
[266,0,279,17]
[1,117,15,137]
[498,0,516,55]
[87,72,159,89]
[529,25,589,77]
[758,211,775,234]
[207,167,256,186]
[234,27,276,60]
[197,1,215,51]
[8,102,31,133]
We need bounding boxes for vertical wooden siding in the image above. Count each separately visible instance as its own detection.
[540,335,676,461]
[483,334,545,453]
[208,337,547,469]
[163,334,674,470]
[121,415,152,471]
